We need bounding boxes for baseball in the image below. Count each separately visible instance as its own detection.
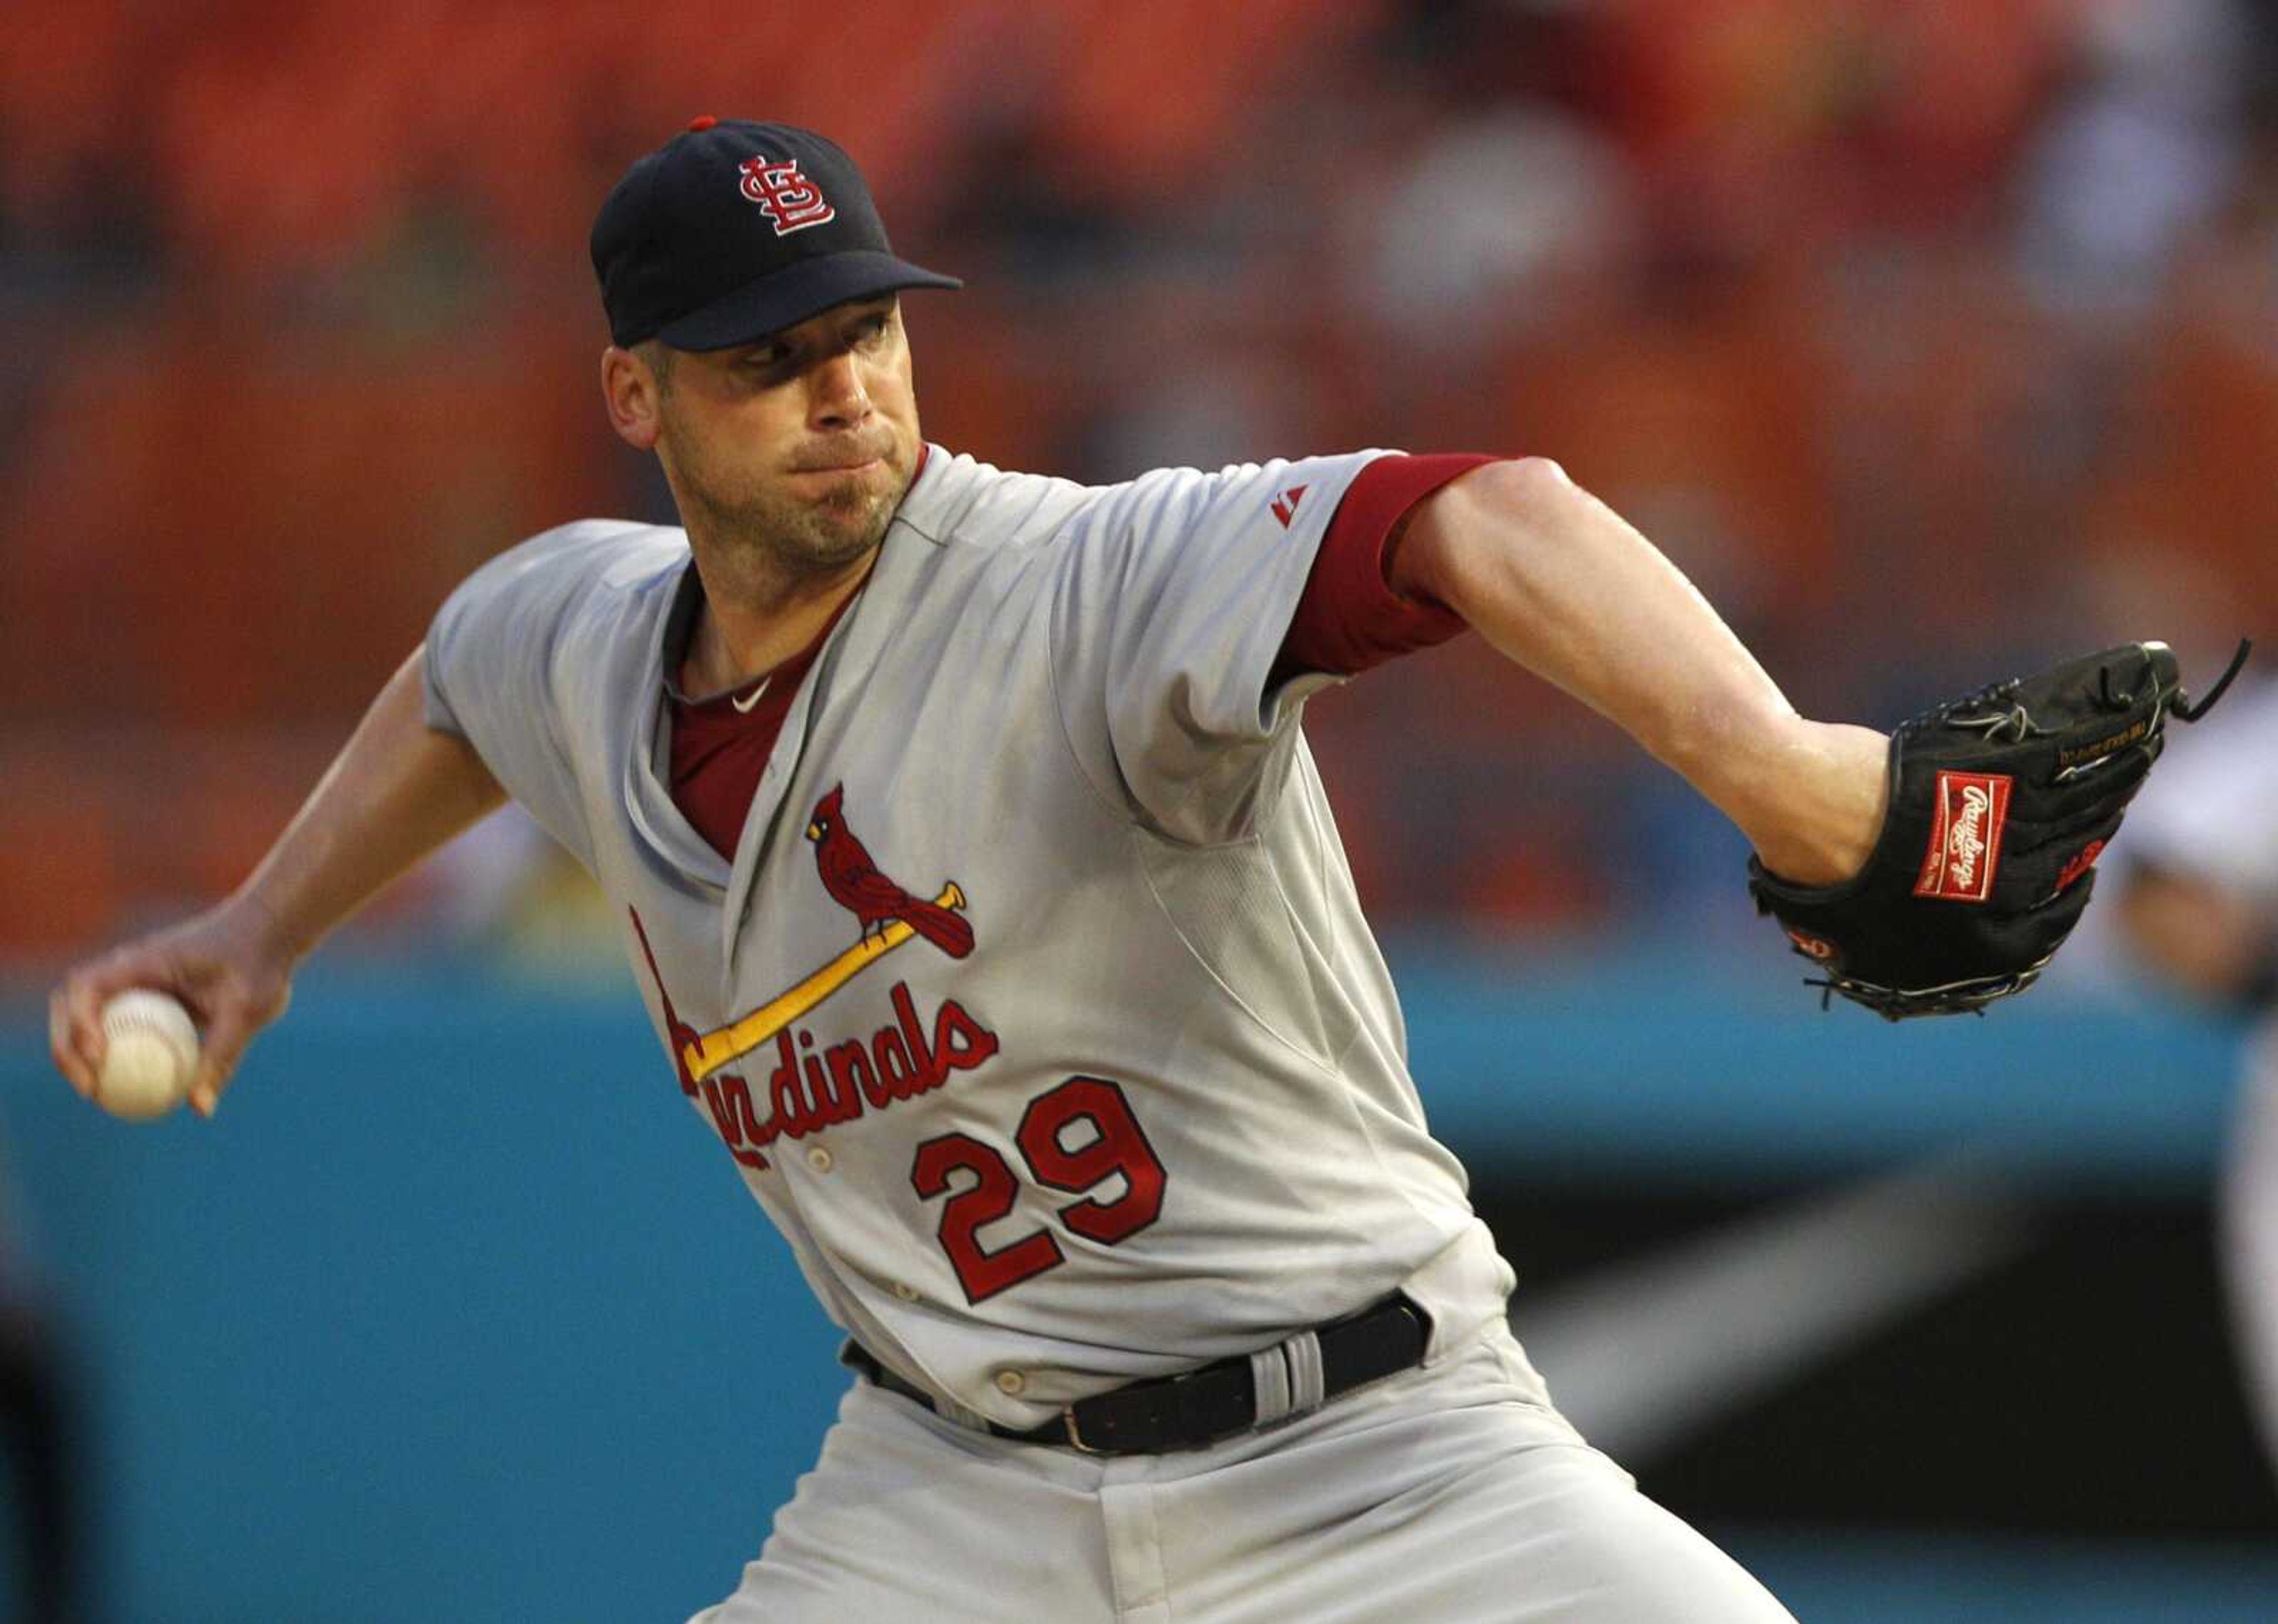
[96,990,201,1121]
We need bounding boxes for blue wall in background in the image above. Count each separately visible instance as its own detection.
[0,945,2258,1622]
[1,967,843,1623]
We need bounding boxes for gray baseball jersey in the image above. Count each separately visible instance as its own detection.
[424,445,1516,1428]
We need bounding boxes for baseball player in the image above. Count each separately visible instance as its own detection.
[48,117,1914,1621]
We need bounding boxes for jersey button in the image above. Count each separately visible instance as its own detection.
[804,1145,834,1173]
[992,1369,1027,1397]
[892,1282,921,1303]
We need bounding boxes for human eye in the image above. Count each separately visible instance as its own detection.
[738,340,796,379]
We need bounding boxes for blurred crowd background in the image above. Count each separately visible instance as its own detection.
[3,0,2274,961]
[5,4,2278,1621]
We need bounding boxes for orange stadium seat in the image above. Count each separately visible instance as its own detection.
[0,1,135,218]
[1044,0,1386,202]
[4,0,1382,269]
[3,301,621,732]
[2085,310,2278,635]
[1491,275,1837,628]
[0,746,124,956]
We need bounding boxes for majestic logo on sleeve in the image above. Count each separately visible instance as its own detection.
[1914,770,2012,903]
[739,154,836,235]
[629,785,987,1172]
[1270,485,1309,529]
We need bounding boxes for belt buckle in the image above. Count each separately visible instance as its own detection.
[1061,1406,1103,1456]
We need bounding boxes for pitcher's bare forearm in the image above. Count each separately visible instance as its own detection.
[53,647,506,1114]
[1390,458,1887,884]
[236,646,506,959]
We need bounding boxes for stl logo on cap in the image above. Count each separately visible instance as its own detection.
[739,154,836,235]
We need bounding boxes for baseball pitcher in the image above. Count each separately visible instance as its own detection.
[50,119,2213,1622]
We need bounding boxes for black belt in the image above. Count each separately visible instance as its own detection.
[845,1292,1430,1456]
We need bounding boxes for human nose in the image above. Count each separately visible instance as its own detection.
[807,349,873,429]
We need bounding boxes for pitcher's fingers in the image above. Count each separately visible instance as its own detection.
[187,1002,259,1119]
[60,949,172,1069]
[48,991,96,1098]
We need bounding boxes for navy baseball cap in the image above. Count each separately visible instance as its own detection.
[590,116,961,351]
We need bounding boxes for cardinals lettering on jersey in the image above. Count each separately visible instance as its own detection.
[631,899,1002,1176]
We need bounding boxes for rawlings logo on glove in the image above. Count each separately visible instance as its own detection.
[1915,770,2010,902]
[1749,638,2250,1020]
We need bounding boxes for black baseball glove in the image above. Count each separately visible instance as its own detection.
[1748,639,2250,1020]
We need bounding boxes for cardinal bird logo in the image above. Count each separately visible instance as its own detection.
[805,785,976,959]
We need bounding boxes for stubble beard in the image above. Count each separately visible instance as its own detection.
[674,446,911,587]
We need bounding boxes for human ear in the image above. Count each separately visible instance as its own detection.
[601,346,663,451]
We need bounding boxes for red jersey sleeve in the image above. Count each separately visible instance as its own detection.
[1273,453,1497,682]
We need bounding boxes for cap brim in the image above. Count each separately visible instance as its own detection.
[656,250,962,351]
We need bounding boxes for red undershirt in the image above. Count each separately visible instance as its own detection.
[667,452,1496,861]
